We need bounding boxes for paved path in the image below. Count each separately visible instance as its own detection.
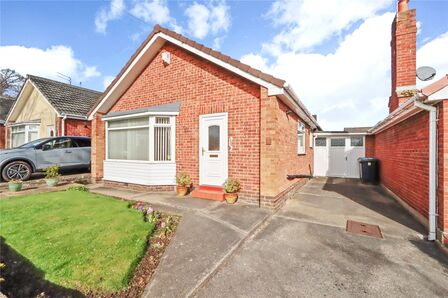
[91,179,448,298]
[195,178,448,297]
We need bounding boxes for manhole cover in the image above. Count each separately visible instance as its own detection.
[346,220,383,239]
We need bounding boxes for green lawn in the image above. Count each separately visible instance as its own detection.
[0,190,155,292]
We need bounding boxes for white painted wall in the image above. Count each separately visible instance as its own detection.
[103,160,176,185]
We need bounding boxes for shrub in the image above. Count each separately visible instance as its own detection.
[223,178,240,193]
[176,172,191,187]
[8,179,22,184]
[67,185,88,192]
[44,165,61,179]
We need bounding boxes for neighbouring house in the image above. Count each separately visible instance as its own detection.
[368,0,448,245]
[312,127,373,178]
[0,96,15,149]
[5,75,101,148]
[88,25,321,208]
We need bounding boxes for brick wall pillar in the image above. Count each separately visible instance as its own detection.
[91,113,105,182]
[389,7,417,113]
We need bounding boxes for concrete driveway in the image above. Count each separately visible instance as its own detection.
[195,178,448,297]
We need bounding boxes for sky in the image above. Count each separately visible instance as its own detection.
[1,0,447,130]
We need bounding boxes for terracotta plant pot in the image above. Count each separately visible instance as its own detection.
[8,182,22,192]
[177,185,189,197]
[45,177,59,187]
[224,193,238,204]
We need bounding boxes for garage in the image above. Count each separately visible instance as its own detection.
[313,128,370,178]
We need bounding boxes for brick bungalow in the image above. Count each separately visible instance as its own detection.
[0,96,15,149]
[5,75,101,148]
[88,25,321,208]
[368,0,448,245]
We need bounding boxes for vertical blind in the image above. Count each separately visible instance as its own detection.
[107,116,173,162]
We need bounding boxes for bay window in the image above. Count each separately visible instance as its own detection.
[106,116,175,162]
[11,124,39,148]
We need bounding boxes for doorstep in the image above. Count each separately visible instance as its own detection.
[191,185,225,201]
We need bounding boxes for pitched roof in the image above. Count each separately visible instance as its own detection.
[88,24,320,130]
[0,96,15,123]
[28,75,102,117]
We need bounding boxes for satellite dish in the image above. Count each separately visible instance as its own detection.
[416,66,436,81]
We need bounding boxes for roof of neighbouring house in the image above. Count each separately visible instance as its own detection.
[88,24,321,130]
[0,95,15,124]
[27,75,102,116]
[27,75,102,117]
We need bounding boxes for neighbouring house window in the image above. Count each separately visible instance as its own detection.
[11,124,40,148]
[331,138,346,147]
[107,116,175,162]
[315,137,326,147]
[350,136,364,147]
[297,122,305,154]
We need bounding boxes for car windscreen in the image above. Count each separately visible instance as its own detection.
[18,138,51,148]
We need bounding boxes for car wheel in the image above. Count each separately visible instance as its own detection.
[2,161,32,181]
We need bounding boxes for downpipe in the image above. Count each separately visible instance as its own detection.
[414,99,437,241]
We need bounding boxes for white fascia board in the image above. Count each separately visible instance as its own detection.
[89,32,282,120]
[5,80,31,124]
[427,85,448,101]
[314,132,369,136]
[102,111,179,121]
[88,35,164,120]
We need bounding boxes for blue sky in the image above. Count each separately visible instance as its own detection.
[1,0,447,130]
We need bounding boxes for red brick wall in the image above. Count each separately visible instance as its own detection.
[0,125,5,149]
[374,105,448,242]
[365,135,375,157]
[64,118,91,137]
[389,9,417,113]
[374,111,429,217]
[104,43,262,200]
[260,92,313,208]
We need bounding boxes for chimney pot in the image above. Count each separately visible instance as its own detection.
[398,0,409,12]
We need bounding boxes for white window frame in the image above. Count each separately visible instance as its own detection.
[297,122,306,155]
[105,115,176,164]
[10,123,40,147]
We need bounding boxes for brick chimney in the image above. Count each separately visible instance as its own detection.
[389,0,417,113]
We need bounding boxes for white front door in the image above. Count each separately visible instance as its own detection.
[199,113,228,186]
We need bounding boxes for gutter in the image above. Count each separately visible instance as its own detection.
[60,114,88,136]
[414,95,438,241]
[368,92,439,241]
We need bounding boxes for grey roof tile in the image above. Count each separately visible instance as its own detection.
[28,75,101,117]
[0,96,15,122]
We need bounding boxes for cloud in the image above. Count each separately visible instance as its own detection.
[130,0,170,24]
[95,0,125,34]
[417,31,448,84]
[0,45,101,85]
[242,12,396,130]
[185,1,230,39]
[264,0,392,54]
[103,75,116,89]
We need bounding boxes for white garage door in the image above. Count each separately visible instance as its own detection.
[313,136,365,178]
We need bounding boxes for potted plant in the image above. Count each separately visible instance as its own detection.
[44,165,61,187]
[176,172,191,197]
[8,179,23,192]
[223,178,240,204]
